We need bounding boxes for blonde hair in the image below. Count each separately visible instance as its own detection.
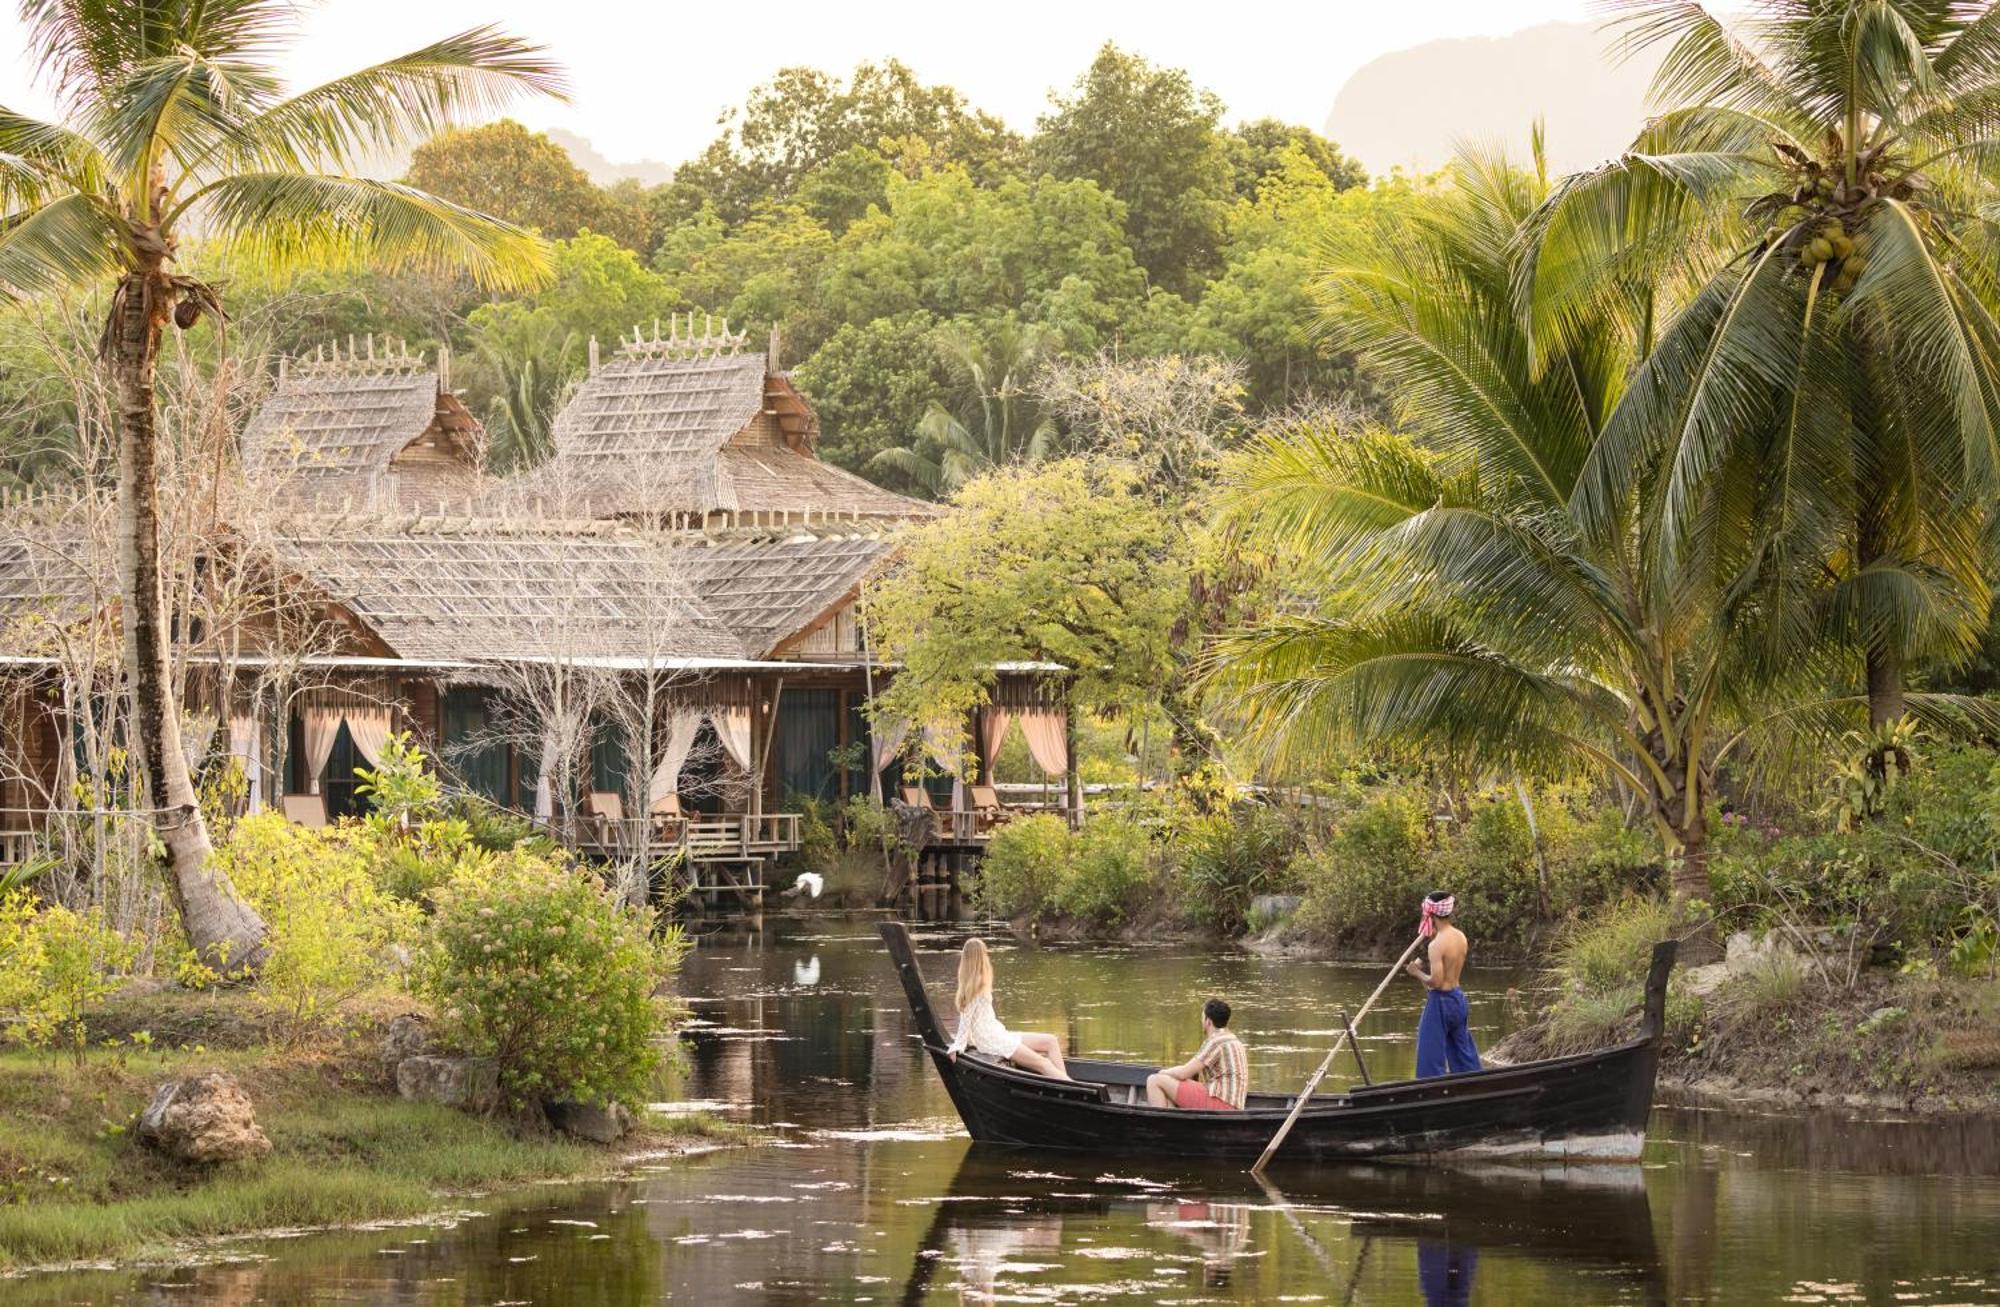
[956,937,994,1010]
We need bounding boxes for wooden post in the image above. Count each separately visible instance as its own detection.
[1063,698,1082,829]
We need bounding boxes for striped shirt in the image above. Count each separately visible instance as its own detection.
[1195,1030,1249,1109]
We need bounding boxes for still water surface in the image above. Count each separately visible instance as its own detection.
[17,916,2000,1304]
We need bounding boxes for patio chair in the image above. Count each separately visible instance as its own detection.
[969,784,1009,837]
[649,793,686,845]
[281,794,328,828]
[898,785,942,839]
[583,791,625,852]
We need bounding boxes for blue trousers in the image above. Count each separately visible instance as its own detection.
[1416,987,1481,1078]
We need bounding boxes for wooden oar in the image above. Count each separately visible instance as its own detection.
[1249,934,1425,1175]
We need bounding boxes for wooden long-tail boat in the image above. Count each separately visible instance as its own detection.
[879,922,1675,1164]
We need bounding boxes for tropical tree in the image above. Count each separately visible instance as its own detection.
[1525,0,2000,736]
[1209,146,1918,903]
[0,0,561,965]
[868,321,1059,495]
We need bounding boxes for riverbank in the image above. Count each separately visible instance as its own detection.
[0,999,745,1274]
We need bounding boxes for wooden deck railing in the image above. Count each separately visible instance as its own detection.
[561,812,802,863]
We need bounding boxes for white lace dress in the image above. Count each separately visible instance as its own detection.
[946,991,1023,1061]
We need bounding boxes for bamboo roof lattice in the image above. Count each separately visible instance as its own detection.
[672,533,893,657]
[554,318,767,467]
[267,518,740,663]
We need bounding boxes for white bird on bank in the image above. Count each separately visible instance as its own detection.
[785,871,824,900]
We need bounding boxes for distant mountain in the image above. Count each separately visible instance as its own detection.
[545,129,676,187]
[1326,20,1666,178]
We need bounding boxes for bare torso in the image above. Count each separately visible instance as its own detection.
[1426,924,1468,990]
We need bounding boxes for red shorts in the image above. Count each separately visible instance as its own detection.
[1175,1079,1238,1111]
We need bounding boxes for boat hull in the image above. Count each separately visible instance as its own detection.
[879,922,1674,1165]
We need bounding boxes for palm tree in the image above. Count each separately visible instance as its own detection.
[0,0,562,966]
[1208,145,1942,903]
[1525,0,2000,734]
[869,320,1058,495]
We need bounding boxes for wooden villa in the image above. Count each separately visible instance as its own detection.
[0,324,1074,910]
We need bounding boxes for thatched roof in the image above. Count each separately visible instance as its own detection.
[537,325,933,522]
[674,532,892,657]
[0,527,108,656]
[266,518,738,663]
[242,343,485,510]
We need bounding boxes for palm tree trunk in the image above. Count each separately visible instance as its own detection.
[1865,642,1905,730]
[108,268,266,970]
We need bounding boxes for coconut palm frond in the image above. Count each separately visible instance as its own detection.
[237,26,569,174]
[185,173,550,291]
[0,191,125,298]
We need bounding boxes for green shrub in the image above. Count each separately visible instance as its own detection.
[1718,949,1809,1021]
[0,892,136,1063]
[1292,783,1658,951]
[356,732,446,833]
[418,853,683,1110]
[1292,786,1431,944]
[1173,803,1302,931]
[1055,818,1155,925]
[211,813,422,1040]
[790,796,838,873]
[1552,897,1682,995]
[975,814,1072,918]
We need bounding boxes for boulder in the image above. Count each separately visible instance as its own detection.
[545,1099,633,1143]
[1248,894,1302,923]
[395,1055,500,1113]
[379,1013,433,1066]
[137,1072,272,1165]
[1681,961,1731,999]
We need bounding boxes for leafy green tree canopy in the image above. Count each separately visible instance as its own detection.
[677,60,1023,221]
[1033,43,1234,295]
[404,120,649,250]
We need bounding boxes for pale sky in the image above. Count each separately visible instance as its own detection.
[0,0,1599,169]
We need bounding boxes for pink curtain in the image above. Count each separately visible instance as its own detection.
[300,703,343,794]
[649,710,703,810]
[227,710,262,811]
[978,709,1014,780]
[1018,709,1068,777]
[868,715,910,803]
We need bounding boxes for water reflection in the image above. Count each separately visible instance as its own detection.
[892,1147,1667,1305]
[19,916,2000,1305]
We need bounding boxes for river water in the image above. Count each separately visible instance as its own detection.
[18,915,2000,1305]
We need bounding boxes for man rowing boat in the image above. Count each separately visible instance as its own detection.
[1405,890,1482,1078]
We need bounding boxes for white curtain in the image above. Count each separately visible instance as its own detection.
[921,722,966,811]
[343,703,395,771]
[227,709,262,811]
[711,704,754,775]
[300,702,343,794]
[867,715,910,803]
[1018,708,1069,777]
[649,710,703,810]
[532,733,561,820]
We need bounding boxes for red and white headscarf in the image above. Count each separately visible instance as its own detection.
[1419,895,1456,938]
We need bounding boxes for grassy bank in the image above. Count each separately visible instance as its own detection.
[0,1025,736,1273]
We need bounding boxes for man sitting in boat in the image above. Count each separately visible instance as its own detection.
[945,937,1072,1080]
[1406,890,1483,1077]
[1144,998,1248,1111]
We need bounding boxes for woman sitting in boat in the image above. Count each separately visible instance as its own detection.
[945,938,1072,1080]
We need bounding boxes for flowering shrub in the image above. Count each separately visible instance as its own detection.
[0,891,136,1063]
[417,853,683,1110]
[210,813,421,1040]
